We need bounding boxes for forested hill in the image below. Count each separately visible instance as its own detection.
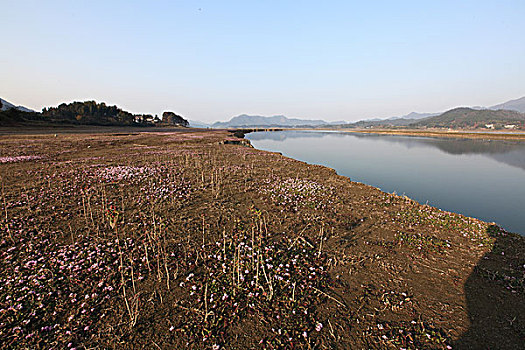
[1,100,189,127]
[42,101,139,126]
[411,108,525,129]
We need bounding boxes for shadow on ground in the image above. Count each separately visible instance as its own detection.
[455,225,525,349]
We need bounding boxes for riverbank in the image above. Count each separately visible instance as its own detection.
[247,129,525,235]
[310,128,525,141]
[0,129,523,349]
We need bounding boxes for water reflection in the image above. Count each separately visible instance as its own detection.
[247,131,525,234]
[248,130,525,171]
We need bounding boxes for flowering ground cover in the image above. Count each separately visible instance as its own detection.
[259,178,335,212]
[0,129,523,349]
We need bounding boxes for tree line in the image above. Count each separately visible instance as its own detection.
[1,100,188,127]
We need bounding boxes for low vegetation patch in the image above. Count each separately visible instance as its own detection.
[259,178,335,212]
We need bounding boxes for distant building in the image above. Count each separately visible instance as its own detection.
[134,114,155,124]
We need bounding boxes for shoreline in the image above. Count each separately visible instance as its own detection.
[302,127,525,141]
[0,129,523,348]
[3,124,525,141]
[246,129,525,237]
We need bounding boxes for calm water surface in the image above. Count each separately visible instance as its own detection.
[246,131,525,235]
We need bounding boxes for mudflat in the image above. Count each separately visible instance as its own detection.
[0,129,523,349]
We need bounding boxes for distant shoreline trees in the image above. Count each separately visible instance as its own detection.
[42,101,139,126]
[39,101,188,127]
[1,100,190,127]
[162,111,189,127]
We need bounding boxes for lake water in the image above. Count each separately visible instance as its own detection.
[246,130,525,235]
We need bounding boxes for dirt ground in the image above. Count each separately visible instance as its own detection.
[0,129,523,349]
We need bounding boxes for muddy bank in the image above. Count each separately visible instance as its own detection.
[0,129,523,349]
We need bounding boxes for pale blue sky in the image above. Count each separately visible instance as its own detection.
[1,0,524,122]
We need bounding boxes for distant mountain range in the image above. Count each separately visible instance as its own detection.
[199,96,525,129]
[211,114,332,128]
[349,97,525,129]
[411,108,525,128]
[348,112,439,128]
[386,112,439,121]
[208,111,439,129]
[189,120,211,128]
[2,95,525,130]
[489,96,525,112]
[0,98,34,113]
